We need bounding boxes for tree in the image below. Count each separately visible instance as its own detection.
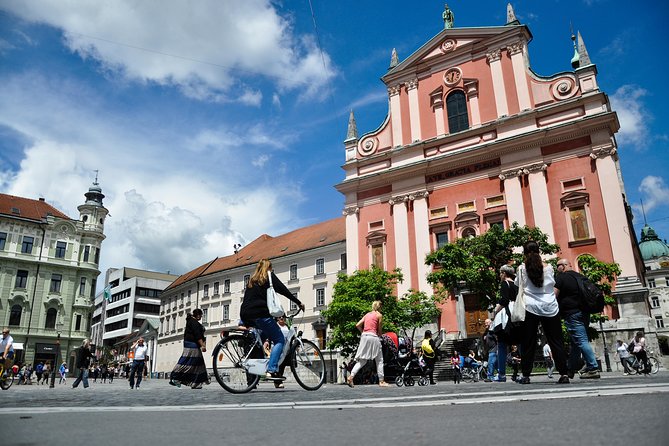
[394,290,442,340]
[425,223,558,307]
[574,253,621,339]
[321,267,403,357]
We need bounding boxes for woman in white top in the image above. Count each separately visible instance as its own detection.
[515,241,569,384]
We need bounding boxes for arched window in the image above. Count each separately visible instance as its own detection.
[45,308,57,329]
[9,304,22,326]
[446,90,469,133]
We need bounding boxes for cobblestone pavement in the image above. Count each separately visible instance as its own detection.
[2,370,667,409]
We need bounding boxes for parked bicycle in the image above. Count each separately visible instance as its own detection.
[0,360,15,390]
[461,361,487,382]
[212,309,326,393]
[627,351,660,375]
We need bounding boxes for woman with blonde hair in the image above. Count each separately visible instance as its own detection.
[240,259,304,382]
[347,300,390,387]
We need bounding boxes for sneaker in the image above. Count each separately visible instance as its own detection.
[548,375,554,379]
[191,383,203,389]
[557,375,570,384]
[265,372,285,381]
[130,386,134,389]
[516,376,531,384]
[623,373,629,376]
[274,382,284,389]
[580,370,601,379]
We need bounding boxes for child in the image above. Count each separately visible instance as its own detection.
[451,350,461,384]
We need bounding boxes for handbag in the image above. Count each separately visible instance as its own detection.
[510,267,526,323]
[266,272,285,317]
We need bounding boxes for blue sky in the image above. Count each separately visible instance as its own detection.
[1,0,667,281]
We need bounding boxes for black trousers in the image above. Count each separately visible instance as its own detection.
[520,311,568,377]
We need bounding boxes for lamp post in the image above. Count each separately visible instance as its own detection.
[49,321,64,388]
[599,319,612,372]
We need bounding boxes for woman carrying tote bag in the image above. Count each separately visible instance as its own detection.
[514,241,569,385]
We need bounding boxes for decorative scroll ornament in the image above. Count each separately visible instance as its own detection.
[440,39,457,53]
[498,163,548,180]
[486,49,502,63]
[589,147,618,160]
[443,67,462,86]
[507,41,524,55]
[388,190,429,205]
[550,77,578,100]
[405,78,419,91]
[388,84,402,96]
[358,137,378,157]
[342,206,360,216]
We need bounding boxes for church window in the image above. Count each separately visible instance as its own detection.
[446,90,469,133]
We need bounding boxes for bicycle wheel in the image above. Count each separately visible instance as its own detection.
[461,368,473,382]
[395,376,404,387]
[290,339,326,391]
[212,335,260,394]
[0,370,14,390]
[649,357,660,374]
[628,360,638,375]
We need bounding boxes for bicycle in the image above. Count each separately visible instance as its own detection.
[212,309,327,393]
[0,358,15,390]
[461,361,487,382]
[627,351,660,375]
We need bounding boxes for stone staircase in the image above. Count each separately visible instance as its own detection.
[433,337,480,381]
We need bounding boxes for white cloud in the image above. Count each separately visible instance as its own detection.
[636,175,669,214]
[252,155,270,168]
[610,85,651,149]
[3,0,336,103]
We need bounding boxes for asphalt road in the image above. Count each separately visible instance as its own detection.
[1,372,668,446]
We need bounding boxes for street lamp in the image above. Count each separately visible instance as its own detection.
[599,319,612,372]
[49,321,64,388]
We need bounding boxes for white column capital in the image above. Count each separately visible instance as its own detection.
[590,146,618,160]
[486,49,502,63]
[342,206,360,216]
[388,84,402,96]
[507,41,524,56]
[405,78,419,91]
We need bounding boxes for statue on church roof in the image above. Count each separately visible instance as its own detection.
[443,4,454,29]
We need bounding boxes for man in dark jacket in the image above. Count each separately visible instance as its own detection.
[72,339,94,388]
[554,259,600,379]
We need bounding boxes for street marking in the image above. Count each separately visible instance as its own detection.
[1,383,667,414]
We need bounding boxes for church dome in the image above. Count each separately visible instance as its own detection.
[639,225,669,261]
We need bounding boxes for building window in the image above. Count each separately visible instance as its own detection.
[648,279,656,289]
[15,270,28,289]
[203,284,209,297]
[561,192,595,246]
[172,317,176,332]
[461,227,477,238]
[222,304,230,321]
[430,207,448,219]
[213,282,219,295]
[224,279,230,294]
[202,308,208,323]
[0,232,7,250]
[446,90,469,133]
[436,232,449,249]
[50,274,62,293]
[561,178,585,193]
[485,195,505,208]
[290,293,299,311]
[75,314,82,331]
[55,241,67,258]
[457,201,476,214]
[21,236,34,254]
[656,316,665,329]
[187,290,191,304]
[79,277,86,295]
[8,304,22,326]
[244,275,250,289]
[340,253,347,271]
[290,264,298,280]
[83,246,90,262]
[651,296,660,308]
[316,288,325,307]
[45,308,57,329]
[94,247,100,264]
[315,258,325,276]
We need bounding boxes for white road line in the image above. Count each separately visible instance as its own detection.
[1,383,667,414]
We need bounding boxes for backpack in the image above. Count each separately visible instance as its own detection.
[568,271,605,314]
[421,339,435,358]
[36,363,43,373]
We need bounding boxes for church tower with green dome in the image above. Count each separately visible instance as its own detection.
[640,225,669,347]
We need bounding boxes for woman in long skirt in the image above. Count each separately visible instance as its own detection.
[347,300,389,388]
[170,308,210,389]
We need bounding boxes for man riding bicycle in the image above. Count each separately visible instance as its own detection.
[629,331,649,372]
[1,327,15,376]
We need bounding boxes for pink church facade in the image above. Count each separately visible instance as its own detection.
[336,9,647,338]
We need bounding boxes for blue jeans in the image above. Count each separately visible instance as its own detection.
[253,317,285,373]
[129,360,145,388]
[564,311,598,372]
[496,341,507,378]
[72,368,89,388]
[487,349,498,379]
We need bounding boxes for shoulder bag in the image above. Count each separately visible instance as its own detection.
[266,272,285,317]
[510,267,526,323]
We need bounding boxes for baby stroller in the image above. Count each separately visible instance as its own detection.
[381,333,429,387]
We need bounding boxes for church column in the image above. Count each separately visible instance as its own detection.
[486,49,509,118]
[527,163,555,243]
[431,92,445,136]
[389,84,404,147]
[591,147,637,278]
[343,206,360,272]
[406,78,422,142]
[412,191,432,294]
[507,41,532,111]
[499,170,526,226]
[390,195,411,297]
[464,80,481,127]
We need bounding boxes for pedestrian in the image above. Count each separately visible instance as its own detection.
[508,345,521,381]
[240,259,304,383]
[128,337,149,389]
[169,308,210,389]
[554,258,601,379]
[483,319,499,382]
[450,350,461,384]
[100,363,108,383]
[72,339,94,389]
[421,330,439,385]
[628,331,649,373]
[347,300,390,388]
[93,365,99,383]
[41,362,51,384]
[491,264,518,382]
[108,366,115,383]
[515,241,569,384]
[58,362,68,384]
[542,343,554,378]
[615,340,632,375]
[35,362,44,384]
[1,328,15,376]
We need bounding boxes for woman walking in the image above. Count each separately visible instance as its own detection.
[170,308,210,389]
[347,300,390,388]
[491,264,518,382]
[515,241,569,384]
